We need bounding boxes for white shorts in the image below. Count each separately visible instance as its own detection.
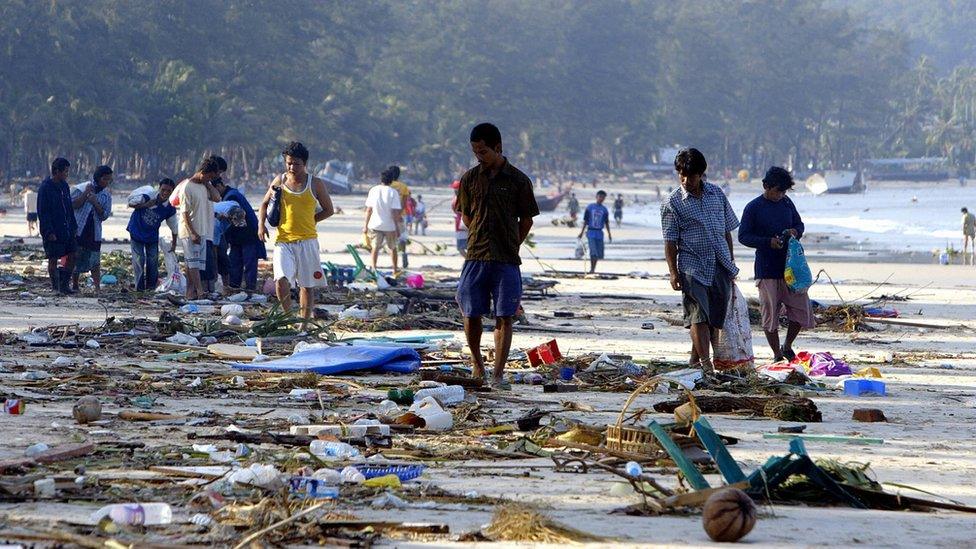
[273,238,325,288]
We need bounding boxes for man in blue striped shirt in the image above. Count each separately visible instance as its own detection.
[661,148,739,373]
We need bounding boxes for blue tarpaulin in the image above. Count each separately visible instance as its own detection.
[232,345,420,375]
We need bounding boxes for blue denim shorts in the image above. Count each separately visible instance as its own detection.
[456,260,522,317]
[587,235,605,259]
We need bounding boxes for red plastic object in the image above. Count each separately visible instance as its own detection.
[526,339,562,367]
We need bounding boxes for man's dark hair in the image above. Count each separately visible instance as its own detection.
[597,190,607,197]
[158,177,176,189]
[762,166,795,191]
[51,158,70,174]
[470,123,502,148]
[93,165,113,182]
[381,167,395,185]
[198,156,221,174]
[963,207,969,213]
[209,155,228,172]
[282,141,309,164]
[674,148,707,176]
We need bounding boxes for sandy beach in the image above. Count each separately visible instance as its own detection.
[0,177,974,547]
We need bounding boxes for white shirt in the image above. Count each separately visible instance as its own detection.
[175,178,215,241]
[24,190,37,213]
[365,184,401,232]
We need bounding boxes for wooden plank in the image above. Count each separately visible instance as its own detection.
[149,465,230,479]
[141,339,208,351]
[648,421,710,490]
[208,343,259,360]
[118,410,186,421]
[862,317,963,329]
[660,481,750,508]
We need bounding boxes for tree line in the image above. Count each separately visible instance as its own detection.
[3,0,976,184]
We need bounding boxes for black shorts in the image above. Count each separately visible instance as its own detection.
[27,213,38,222]
[43,235,77,260]
[681,267,732,329]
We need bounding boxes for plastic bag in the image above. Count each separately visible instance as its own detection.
[163,250,178,276]
[784,237,813,292]
[155,250,186,294]
[127,185,157,207]
[712,284,755,371]
[574,239,585,259]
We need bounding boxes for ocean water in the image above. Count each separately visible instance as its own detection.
[628,182,976,254]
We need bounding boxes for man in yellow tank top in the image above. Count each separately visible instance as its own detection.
[258,142,335,324]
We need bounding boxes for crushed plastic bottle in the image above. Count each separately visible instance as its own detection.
[220,304,244,317]
[309,440,361,461]
[91,503,173,526]
[25,443,49,457]
[413,385,465,405]
[340,466,366,484]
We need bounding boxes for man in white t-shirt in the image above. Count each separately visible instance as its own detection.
[23,186,38,237]
[363,167,403,273]
[173,157,221,299]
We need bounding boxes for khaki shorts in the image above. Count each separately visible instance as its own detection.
[369,229,397,252]
[757,278,816,332]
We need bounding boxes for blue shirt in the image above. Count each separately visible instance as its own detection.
[661,182,740,285]
[37,176,77,240]
[738,194,805,279]
[583,203,609,238]
[127,202,177,244]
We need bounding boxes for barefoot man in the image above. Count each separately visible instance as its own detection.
[258,141,334,325]
[455,123,539,388]
[661,148,739,373]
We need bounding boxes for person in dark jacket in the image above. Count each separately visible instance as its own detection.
[738,166,815,361]
[212,174,266,291]
[36,158,78,294]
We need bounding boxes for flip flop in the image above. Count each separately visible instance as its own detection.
[490,379,512,391]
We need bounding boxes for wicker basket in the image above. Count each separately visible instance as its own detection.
[605,376,697,455]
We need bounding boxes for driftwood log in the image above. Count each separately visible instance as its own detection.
[653,394,822,422]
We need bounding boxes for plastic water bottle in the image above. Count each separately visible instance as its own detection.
[413,385,465,405]
[311,468,342,485]
[340,466,366,484]
[309,441,360,460]
[93,503,173,525]
[625,461,643,477]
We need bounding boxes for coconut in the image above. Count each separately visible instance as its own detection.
[72,396,102,424]
[702,488,757,542]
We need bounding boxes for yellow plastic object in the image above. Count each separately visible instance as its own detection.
[854,366,882,378]
[737,169,749,182]
[363,474,402,489]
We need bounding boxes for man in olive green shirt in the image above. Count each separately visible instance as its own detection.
[455,123,539,388]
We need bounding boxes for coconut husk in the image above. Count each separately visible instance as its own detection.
[483,503,607,544]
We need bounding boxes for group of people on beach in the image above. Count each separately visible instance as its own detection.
[30,124,811,387]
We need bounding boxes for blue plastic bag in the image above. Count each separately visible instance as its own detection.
[232,345,420,375]
[784,237,812,292]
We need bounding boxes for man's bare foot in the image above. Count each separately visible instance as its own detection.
[700,358,715,374]
[471,361,486,380]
